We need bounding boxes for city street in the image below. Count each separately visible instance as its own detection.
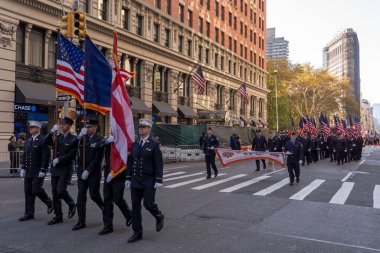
[1,146,380,253]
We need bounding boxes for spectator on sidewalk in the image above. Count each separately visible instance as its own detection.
[8,135,18,177]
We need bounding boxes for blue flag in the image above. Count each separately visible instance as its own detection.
[84,35,112,115]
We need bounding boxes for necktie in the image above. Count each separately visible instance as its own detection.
[139,140,143,149]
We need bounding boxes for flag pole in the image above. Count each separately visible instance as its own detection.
[175,62,198,93]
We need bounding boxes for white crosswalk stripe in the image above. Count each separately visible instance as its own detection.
[253,178,289,196]
[373,185,380,209]
[219,176,270,193]
[165,172,204,182]
[329,182,355,204]
[163,172,186,178]
[289,179,325,200]
[192,174,247,190]
[165,173,227,188]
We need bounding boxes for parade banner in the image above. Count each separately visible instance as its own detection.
[215,149,285,167]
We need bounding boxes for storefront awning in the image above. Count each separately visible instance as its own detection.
[240,115,250,124]
[130,97,151,114]
[177,105,198,119]
[152,101,178,117]
[16,79,56,106]
[250,117,260,125]
[258,118,268,126]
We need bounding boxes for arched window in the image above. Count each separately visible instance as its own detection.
[259,98,263,118]
[153,65,161,91]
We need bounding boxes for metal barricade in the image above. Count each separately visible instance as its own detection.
[0,151,24,171]
[177,145,205,162]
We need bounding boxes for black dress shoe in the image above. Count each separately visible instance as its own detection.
[47,204,53,214]
[214,171,218,177]
[48,217,63,225]
[255,169,260,171]
[156,214,164,232]
[98,227,113,235]
[72,222,86,231]
[68,204,76,219]
[296,178,300,183]
[18,215,34,222]
[128,233,142,243]
[289,182,294,186]
[126,216,132,227]
[206,175,211,179]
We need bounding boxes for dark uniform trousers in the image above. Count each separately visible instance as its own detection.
[103,175,132,229]
[77,174,104,223]
[287,162,300,184]
[24,177,52,216]
[205,154,218,176]
[51,174,75,218]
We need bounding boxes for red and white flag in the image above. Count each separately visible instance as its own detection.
[110,32,135,176]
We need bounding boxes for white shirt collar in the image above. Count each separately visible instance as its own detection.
[32,134,39,141]
[140,136,149,145]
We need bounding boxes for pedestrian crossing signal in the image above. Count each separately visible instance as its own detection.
[60,12,74,38]
[74,11,86,38]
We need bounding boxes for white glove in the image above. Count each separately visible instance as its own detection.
[20,169,25,178]
[154,182,163,189]
[286,151,293,155]
[125,180,131,188]
[81,170,89,180]
[50,124,59,134]
[105,135,114,144]
[106,173,114,183]
[52,158,59,167]
[38,171,46,178]
[299,160,303,165]
[308,149,311,152]
[209,146,214,150]
[78,128,87,138]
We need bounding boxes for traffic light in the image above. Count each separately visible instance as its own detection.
[74,11,86,38]
[60,12,74,38]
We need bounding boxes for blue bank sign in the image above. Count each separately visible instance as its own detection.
[14,104,48,113]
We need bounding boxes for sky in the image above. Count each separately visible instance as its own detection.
[267,0,380,106]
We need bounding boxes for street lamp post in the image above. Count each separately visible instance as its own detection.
[274,70,279,132]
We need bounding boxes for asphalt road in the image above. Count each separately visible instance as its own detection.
[1,146,380,253]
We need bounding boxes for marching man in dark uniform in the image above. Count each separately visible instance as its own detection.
[203,127,220,179]
[284,132,304,186]
[44,117,77,225]
[335,132,346,166]
[126,119,164,243]
[72,119,104,231]
[19,121,53,221]
[97,135,133,235]
[252,130,267,171]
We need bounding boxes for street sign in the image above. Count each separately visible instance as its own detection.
[57,95,72,102]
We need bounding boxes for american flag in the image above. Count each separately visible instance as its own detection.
[291,116,296,132]
[192,66,206,95]
[56,33,85,105]
[334,115,345,135]
[319,113,331,140]
[306,116,318,135]
[299,117,304,136]
[238,83,249,104]
[120,69,135,82]
[354,115,362,136]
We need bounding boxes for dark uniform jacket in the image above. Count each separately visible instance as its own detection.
[22,134,50,178]
[203,135,220,156]
[73,134,103,176]
[126,137,163,189]
[98,140,127,180]
[335,138,346,152]
[44,132,77,176]
[252,135,267,151]
[284,140,304,163]
[310,137,320,150]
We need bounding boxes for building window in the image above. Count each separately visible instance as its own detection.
[254,53,257,64]
[98,0,108,20]
[262,19,264,31]
[16,25,24,63]
[259,36,261,48]
[234,16,237,30]
[228,60,231,73]
[262,0,265,12]
[221,6,225,21]
[259,99,263,118]
[234,0,237,6]
[199,17,203,33]
[154,66,161,91]
[215,27,219,42]
[29,30,43,67]
[187,40,192,56]
[165,0,171,14]
[221,56,224,70]
[254,32,256,44]
[199,0,203,5]
[234,39,237,53]
[188,10,193,27]
[205,48,209,64]
[78,0,88,13]
[206,0,210,10]
[179,4,184,22]
[214,53,218,68]
[48,35,56,69]
[229,36,232,51]
[250,29,252,42]
[221,31,225,46]
[206,22,210,37]
[215,1,219,17]
[228,12,232,26]
[250,70,252,82]
[262,38,264,50]
[198,45,202,61]
[240,65,243,78]
[240,44,243,57]
[164,29,171,48]
[250,96,255,114]
[233,62,236,75]
[121,8,130,30]
[259,17,261,29]
[254,12,256,25]
[240,21,243,35]
[245,47,247,59]
[240,0,243,12]
[178,35,183,53]
[137,15,144,36]
[250,50,253,62]
[250,8,253,21]
[155,0,161,8]
[245,3,247,16]
[153,23,160,43]
[245,25,247,38]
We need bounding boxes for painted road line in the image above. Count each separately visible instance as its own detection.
[373,185,380,209]
[164,172,204,182]
[290,179,326,200]
[341,172,353,182]
[192,174,247,190]
[329,182,355,204]
[253,178,289,196]
[219,176,270,193]
[163,172,186,178]
[165,173,227,188]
